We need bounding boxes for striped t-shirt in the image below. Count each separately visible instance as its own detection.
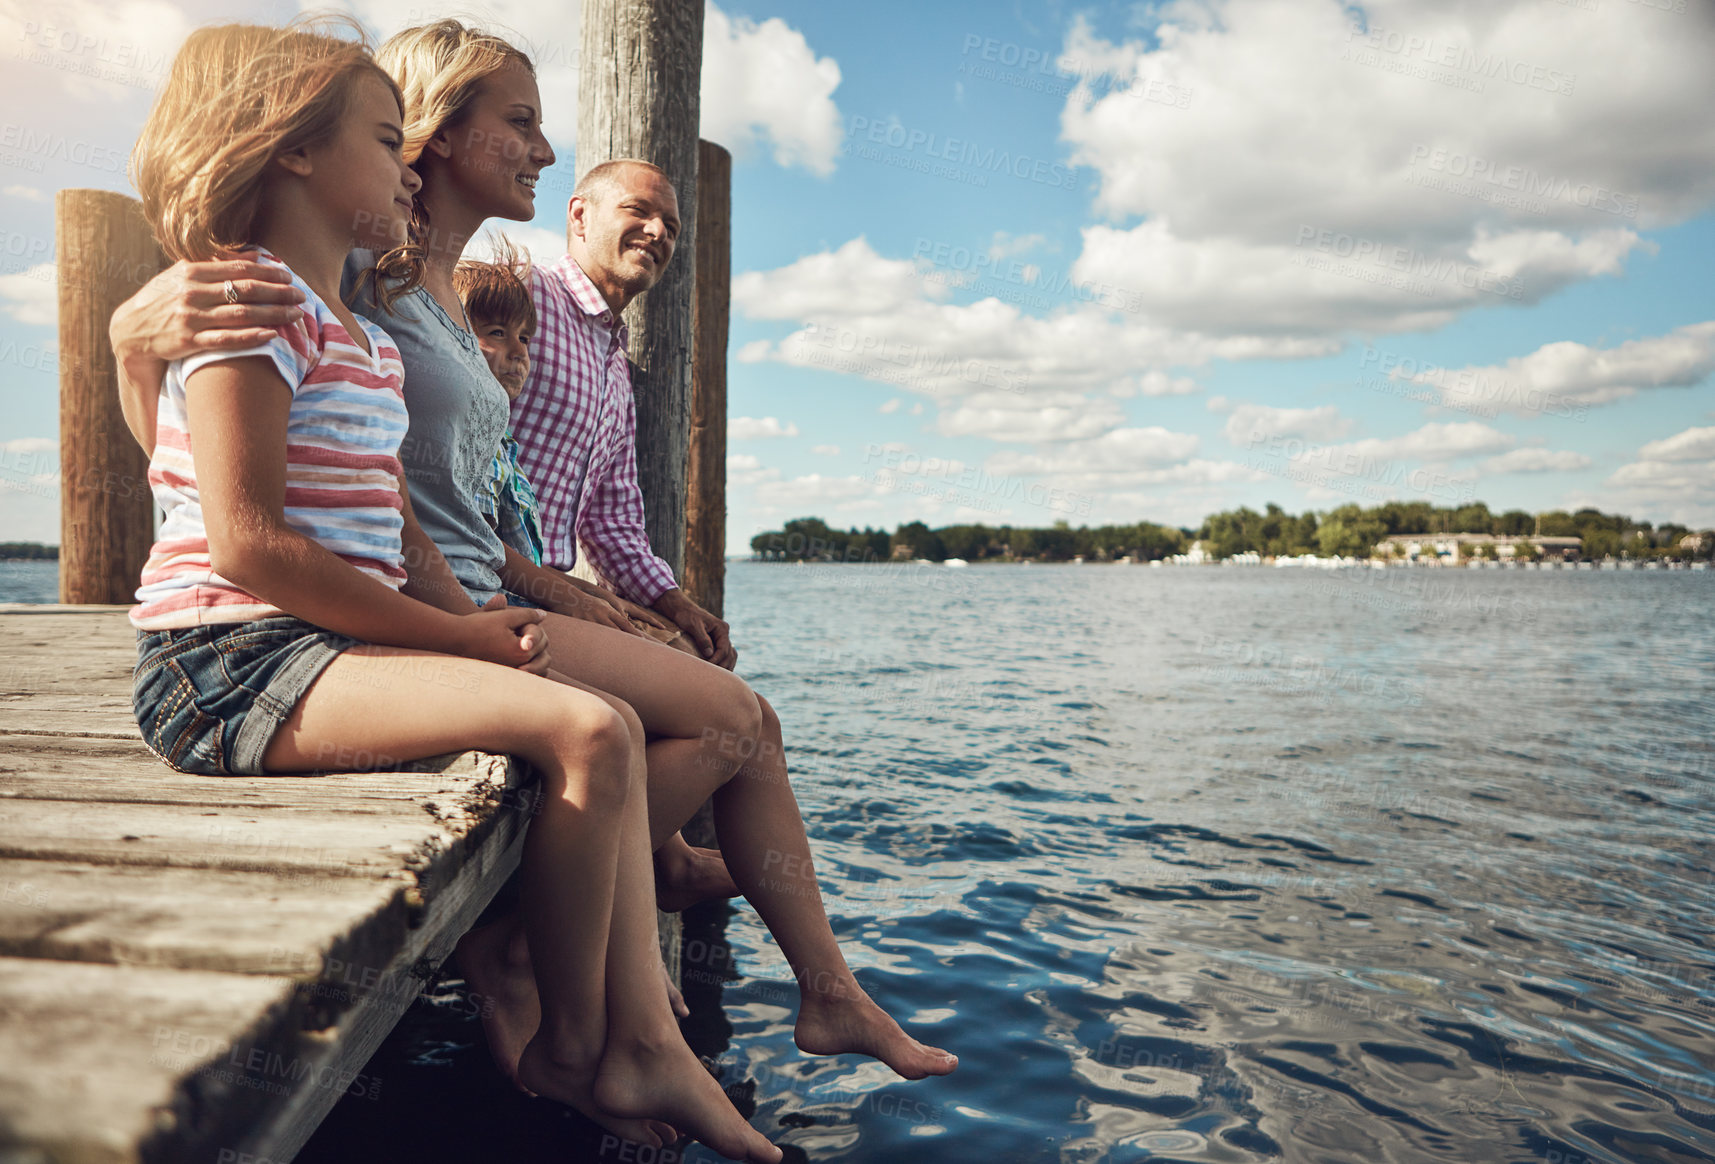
[130,249,410,630]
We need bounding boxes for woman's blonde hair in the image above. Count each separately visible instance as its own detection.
[356,20,535,307]
[132,16,410,291]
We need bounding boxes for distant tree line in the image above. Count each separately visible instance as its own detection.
[749,503,1712,563]
[0,543,57,560]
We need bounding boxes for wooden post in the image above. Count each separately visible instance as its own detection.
[685,139,730,618]
[579,0,705,986]
[57,190,161,604]
[578,0,704,580]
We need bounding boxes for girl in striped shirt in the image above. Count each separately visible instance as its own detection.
[126,18,779,1161]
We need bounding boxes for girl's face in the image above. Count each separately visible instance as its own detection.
[297,72,422,250]
[475,316,532,399]
[426,64,556,223]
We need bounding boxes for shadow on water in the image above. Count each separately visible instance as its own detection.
[296,564,1715,1162]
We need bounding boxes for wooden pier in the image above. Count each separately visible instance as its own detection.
[0,604,536,1164]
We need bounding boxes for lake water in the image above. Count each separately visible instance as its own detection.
[8,560,1712,1162]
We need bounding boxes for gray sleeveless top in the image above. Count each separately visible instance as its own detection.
[344,251,509,605]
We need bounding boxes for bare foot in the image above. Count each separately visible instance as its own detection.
[517,1034,677,1148]
[654,837,741,913]
[795,982,958,1080]
[454,920,541,1091]
[595,1030,782,1163]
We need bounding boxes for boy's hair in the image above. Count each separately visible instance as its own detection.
[453,235,536,333]
[132,16,422,306]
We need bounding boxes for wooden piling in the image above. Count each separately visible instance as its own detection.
[56,190,161,605]
[577,0,705,580]
[685,139,730,619]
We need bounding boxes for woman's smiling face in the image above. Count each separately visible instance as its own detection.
[429,63,556,223]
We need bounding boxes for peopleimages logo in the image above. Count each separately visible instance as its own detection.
[1342,22,1576,96]
[1293,225,1525,301]
[1406,145,1639,219]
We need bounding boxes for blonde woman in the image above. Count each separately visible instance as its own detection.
[111,13,957,1111]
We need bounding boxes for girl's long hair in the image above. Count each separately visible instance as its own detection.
[359,20,536,312]
[132,15,418,304]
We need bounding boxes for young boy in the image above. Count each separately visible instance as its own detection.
[454,245,685,647]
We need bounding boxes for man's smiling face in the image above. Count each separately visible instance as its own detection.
[569,162,681,308]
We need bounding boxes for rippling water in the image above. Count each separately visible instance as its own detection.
[19,558,1707,1162]
[691,562,1714,1164]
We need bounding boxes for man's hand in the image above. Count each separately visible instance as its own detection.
[653,588,735,669]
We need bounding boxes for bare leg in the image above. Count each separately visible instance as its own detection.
[454,917,539,1091]
[528,679,780,1163]
[719,696,956,1079]
[654,836,740,912]
[260,644,670,1146]
[535,618,957,1080]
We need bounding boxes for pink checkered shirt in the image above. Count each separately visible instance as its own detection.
[510,255,678,605]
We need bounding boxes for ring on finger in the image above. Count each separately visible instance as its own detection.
[223,280,240,305]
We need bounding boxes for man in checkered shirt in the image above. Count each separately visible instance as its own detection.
[506,159,736,668]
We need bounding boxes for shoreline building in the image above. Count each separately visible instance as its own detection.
[1372,534,1584,562]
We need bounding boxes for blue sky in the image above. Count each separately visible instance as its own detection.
[2,0,1713,553]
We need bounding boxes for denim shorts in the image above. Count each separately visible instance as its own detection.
[500,588,544,610]
[133,616,358,776]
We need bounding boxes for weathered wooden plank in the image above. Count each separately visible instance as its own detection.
[0,610,546,1161]
[0,956,298,1164]
[0,796,454,877]
[0,609,147,737]
[0,733,497,807]
[227,802,530,1163]
[0,858,404,976]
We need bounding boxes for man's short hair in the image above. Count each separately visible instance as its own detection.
[573,158,673,207]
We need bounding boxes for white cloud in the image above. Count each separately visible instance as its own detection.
[1059,1,1715,236]
[1606,426,1715,525]
[735,339,772,363]
[725,452,779,487]
[1068,218,1643,338]
[1327,421,1515,463]
[879,398,902,414]
[729,416,800,439]
[986,426,1202,476]
[1117,371,1199,398]
[700,2,843,176]
[735,238,1334,416]
[734,237,946,320]
[1400,321,1715,416]
[811,444,840,456]
[1053,0,1715,338]
[1218,401,1354,446]
[754,473,879,508]
[988,231,1046,261]
[0,0,189,104]
[1637,426,1715,463]
[3,185,45,202]
[0,263,56,326]
[1480,448,1591,473]
[935,395,1127,443]
[0,438,59,543]
[462,224,567,267]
